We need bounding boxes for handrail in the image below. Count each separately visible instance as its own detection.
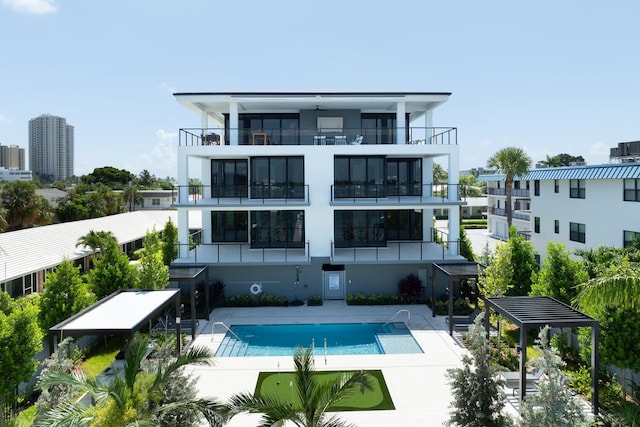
[323,337,327,365]
[211,321,241,341]
[383,309,411,328]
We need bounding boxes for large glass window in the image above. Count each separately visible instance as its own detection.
[212,159,248,198]
[386,210,422,240]
[334,210,422,248]
[386,158,422,196]
[570,179,586,199]
[570,222,586,243]
[534,217,540,233]
[624,230,640,248]
[624,178,640,202]
[250,210,305,248]
[212,211,248,242]
[233,113,300,145]
[250,157,304,199]
[334,210,386,248]
[534,180,540,196]
[334,156,385,198]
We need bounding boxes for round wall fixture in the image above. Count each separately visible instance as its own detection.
[250,283,263,295]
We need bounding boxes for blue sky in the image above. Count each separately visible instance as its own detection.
[1,0,638,179]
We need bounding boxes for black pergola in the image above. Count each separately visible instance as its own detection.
[484,296,600,415]
[431,262,484,336]
[168,265,210,342]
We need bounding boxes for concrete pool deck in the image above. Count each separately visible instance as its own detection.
[186,301,516,426]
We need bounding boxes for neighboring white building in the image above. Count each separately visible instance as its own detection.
[0,167,32,182]
[138,190,176,210]
[29,114,74,183]
[523,162,640,259]
[172,91,465,301]
[478,174,531,241]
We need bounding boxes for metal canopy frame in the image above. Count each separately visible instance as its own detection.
[484,296,600,415]
[168,265,210,342]
[431,262,484,336]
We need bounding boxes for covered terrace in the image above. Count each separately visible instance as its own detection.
[484,296,600,415]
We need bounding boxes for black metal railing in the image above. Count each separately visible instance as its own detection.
[178,126,457,147]
[173,184,309,205]
[331,183,465,202]
[176,241,310,264]
[486,187,530,197]
[487,207,531,221]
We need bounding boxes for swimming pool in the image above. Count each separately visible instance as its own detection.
[214,322,423,357]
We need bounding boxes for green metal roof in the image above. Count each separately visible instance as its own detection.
[522,162,640,181]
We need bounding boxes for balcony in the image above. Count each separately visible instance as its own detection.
[173,184,310,207]
[178,126,457,147]
[486,207,531,221]
[485,188,530,198]
[331,239,460,263]
[331,183,466,205]
[174,242,310,265]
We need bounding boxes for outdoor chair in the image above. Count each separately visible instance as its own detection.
[350,134,364,144]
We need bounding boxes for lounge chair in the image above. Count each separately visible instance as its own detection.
[350,135,364,144]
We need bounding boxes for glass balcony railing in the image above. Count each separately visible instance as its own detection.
[486,188,530,197]
[331,183,466,202]
[179,126,457,146]
[173,184,309,205]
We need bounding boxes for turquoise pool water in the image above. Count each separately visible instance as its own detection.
[214,322,423,357]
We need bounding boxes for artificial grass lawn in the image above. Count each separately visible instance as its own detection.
[254,369,394,411]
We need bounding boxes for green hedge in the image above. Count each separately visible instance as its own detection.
[306,295,323,306]
[220,293,288,307]
[347,293,403,305]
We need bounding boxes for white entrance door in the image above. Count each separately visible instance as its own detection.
[323,271,345,300]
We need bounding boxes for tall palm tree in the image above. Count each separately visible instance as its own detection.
[34,335,226,427]
[226,346,374,427]
[487,147,531,227]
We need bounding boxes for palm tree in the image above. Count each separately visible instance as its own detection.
[34,335,226,427]
[574,258,640,310]
[226,346,374,427]
[76,230,116,260]
[487,147,531,227]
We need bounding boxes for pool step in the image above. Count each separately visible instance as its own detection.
[216,336,249,357]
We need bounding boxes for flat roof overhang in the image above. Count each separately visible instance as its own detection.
[168,265,210,340]
[49,289,181,352]
[173,91,451,122]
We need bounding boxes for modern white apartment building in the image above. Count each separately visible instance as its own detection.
[523,162,640,259]
[172,91,464,301]
[0,167,32,182]
[479,174,531,241]
[29,114,74,183]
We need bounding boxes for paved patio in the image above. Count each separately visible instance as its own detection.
[185,302,494,426]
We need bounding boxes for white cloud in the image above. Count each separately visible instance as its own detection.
[161,83,176,94]
[136,129,178,178]
[0,113,8,122]
[3,0,58,14]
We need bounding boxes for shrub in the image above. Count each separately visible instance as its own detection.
[397,273,424,303]
[346,293,402,305]
[306,295,323,306]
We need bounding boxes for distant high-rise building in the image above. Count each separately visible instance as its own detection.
[0,144,25,170]
[29,114,74,183]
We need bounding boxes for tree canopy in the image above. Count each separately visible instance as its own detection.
[1,180,54,230]
[81,166,135,190]
[88,238,139,299]
[538,153,585,168]
[531,241,588,305]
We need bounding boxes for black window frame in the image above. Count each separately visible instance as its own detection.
[334,156,385,198]
[250,156,305,199]
[211,159,248,198]
[554,179,559,193]
[569,222,586,243]
[554,219,559,234]
[212,211,249,242]
[623,230,640,248]
[570,179,586,199]
[623,178,640,202]
[534,217,540,234]
[385,158,422,196]
[250,210,305,249]
[534,180,540,196]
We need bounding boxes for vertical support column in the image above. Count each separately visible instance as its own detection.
[175,292,182,354]
[178,209,189,259]
[396,101,406,145]
[200,110,208,140]
[229,102,239,146]
[425,110,433,143]
[177,147,189,205]
[519,326,528,406]
[592,325,600,415]
[431,264,437,317]
[448,277,454,336]
[190,279,196,341]
[448,152,460,256]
